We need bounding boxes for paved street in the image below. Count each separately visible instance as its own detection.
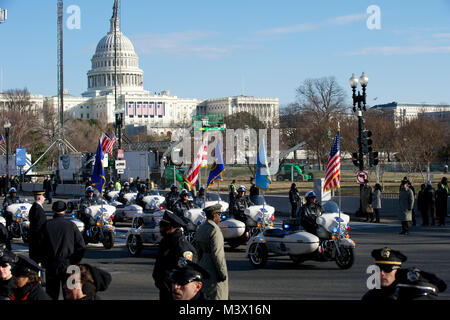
[9,197,450,300]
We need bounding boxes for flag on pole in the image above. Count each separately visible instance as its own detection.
[184,140,208,190]
[323,131,341,192]
[0,135,4,145]
[101,133,116,155]
[206,140,225,189]
[255,138,272,191]
[92,139,106,196]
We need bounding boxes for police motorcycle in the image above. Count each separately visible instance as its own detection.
[223,192,275,249]
[109,184,142,224]
[181,189,246,245]
[72,187,116,249]
[2,194,32,243]
[140,190,166,211]
[76,197,116,250]
[246,200,355,269]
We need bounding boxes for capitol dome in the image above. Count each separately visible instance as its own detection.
[83,17,146,97]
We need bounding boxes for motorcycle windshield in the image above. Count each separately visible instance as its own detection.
[322,201,340,214]
[252,196,266,206]
[206,193,222,202]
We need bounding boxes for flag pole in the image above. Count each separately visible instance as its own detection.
[337,122,342,234]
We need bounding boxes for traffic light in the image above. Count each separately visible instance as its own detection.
[352,152,360,168]
[361,130,373,154]
[369,151,379,167]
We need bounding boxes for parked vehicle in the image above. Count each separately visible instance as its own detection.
[275,163,313,182]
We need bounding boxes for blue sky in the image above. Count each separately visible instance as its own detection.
[1,0,450,107]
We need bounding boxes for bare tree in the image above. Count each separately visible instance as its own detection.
[295,77,349,169]
[394,115,447,179]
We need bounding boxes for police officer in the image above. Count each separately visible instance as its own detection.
[228,180,237,208]
[169,261,210,300]
[11,255,51,301]
[39,201,86,300]
[289,183,301,218]
[361,247,407,301]
[136,184,152,208]
[173,189,194,220]
[231,185,254,223]
[117,182,133,205]
[298,191,324,236]
[152,210,197,300]
[394,267,447,300]
[78,186,101,227]
[104,181,116,201]
[2,187,21,229]
[28,190,47,263]
[0,249,18,300]
[193,186,207,209]
[165,184,180,211]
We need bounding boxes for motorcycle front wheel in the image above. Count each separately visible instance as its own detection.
[127,234,143,257]
[102,231,115,250]
[335,247,355,270]
[248,243,268,268]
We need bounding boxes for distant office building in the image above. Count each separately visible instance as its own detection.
[371,101,450,126]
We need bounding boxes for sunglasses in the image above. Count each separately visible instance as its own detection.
[377,264,399,273]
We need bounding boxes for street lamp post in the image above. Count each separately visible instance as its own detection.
[349,72,369,172]
[4,121,11,190]
[349,73,369,217]
[115,112,123,181]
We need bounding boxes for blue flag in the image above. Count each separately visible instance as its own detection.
[206,140,225,189]
[255,139,272,191]
[92,139,106,196]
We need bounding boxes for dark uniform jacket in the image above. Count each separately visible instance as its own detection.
[0,278,14,300]
[173,200,193,219]
[104,187,116,201]
[28,202,47,263]
[11,283,51,301]
[152,229,198,300]
[3,195,20,208]
[165,191,180,210]
[361,282,398,301]
[38,215,86,273]
[79,196,101,225]
[118,189,134,205]
[136,191,152,208]
[299,202,324,235]
[231,195,254,223]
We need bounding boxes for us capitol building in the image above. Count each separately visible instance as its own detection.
[42,13,280,135]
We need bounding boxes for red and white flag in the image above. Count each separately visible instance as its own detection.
[184,140,208,189]
[323,131,341,192]
[101,133,116,155]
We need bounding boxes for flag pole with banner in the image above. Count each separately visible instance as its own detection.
[255,138,272,211]
[92,139,106,202]
[323,125,341,230]
[206,140,225,193]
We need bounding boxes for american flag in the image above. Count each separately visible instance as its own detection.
[127,102,135,117]
[0,135,4,145]
[136,102,142,117]
[142,102,148,117]
[323,131,341,192]
[157,102,164,117]
[149,102,154,117]
[101,133,116,155]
